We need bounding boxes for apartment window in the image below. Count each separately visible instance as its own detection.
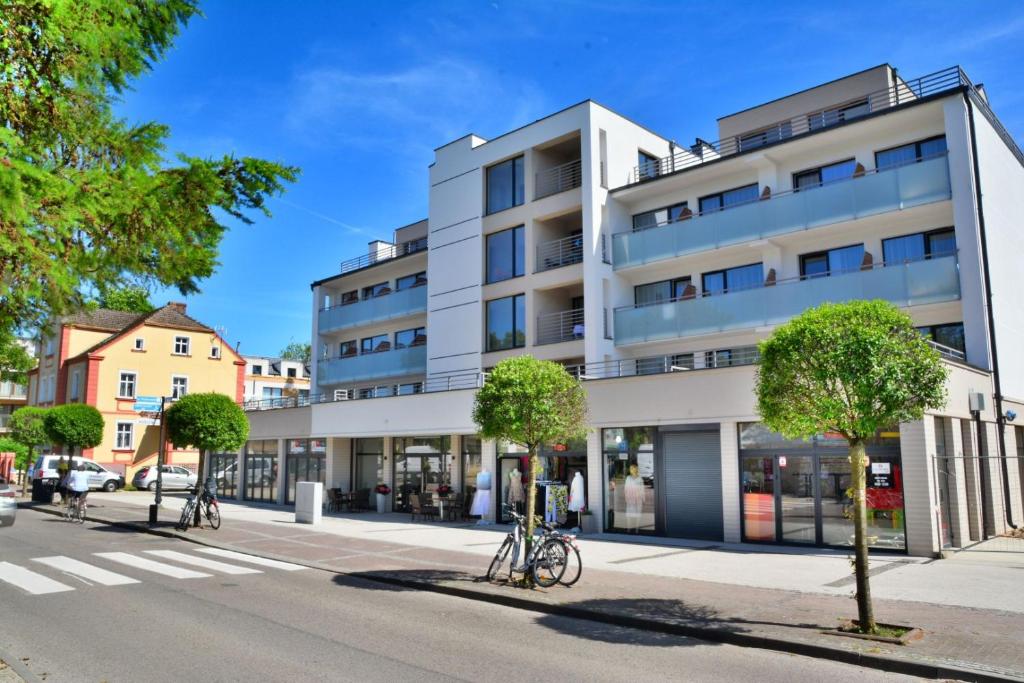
[800,244,865,279]
[340,290,358,306]
[486,294,526,352]
[396,271,427,290]
[361,334,389,354]
[882,228,956,263]
[252,364,263,375]
[699,183,759,214]
[262,387,283,399]
[118,372,137,399]
[115,422,134,450]
[809,99,870,131]
[637,352,694,375]
[69,370,81,401]
[793,158,857,190]
[339,340,358,357]
[485,225,525,283]
[45,337,55,355]
[875,135,947,170]
[173,336,190,355]
[632,202,688,231]
[637,150,660,180]
[702,263,764,296]
[917,323,966,353]
[705,349,735,368]
[486,155,525,214]
[397,382,423,395]
[210,346,220,359]
[362,282,390,299]
[286,367,297,378]
[395,327,427,349]
[737,122,792,152]
[134,337,145,351]
[634,277,691,305]
[171,376,189,399]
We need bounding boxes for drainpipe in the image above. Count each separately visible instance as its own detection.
[964,93,1017,530]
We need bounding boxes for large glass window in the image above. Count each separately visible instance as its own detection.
[882,228,956,264]
[793,158,857,190]
[393,437,451,512]
[354,438,383,494]
[637,150,660,180]
[395,327,427,349]
[462,436,482,499]
[244,439,279,503]
[799,244,865,279]
[209,452,238,500]
[360,334,389,354]
[485,226,525,283]
[118,372,137,399]
[285,438,326,505]
[603,427,657,535]
[634,277,690,305]
[809,99,870,131]
[702,263,764,295]
[362,282,390,299]
[486,156,525,214]
[396,271,427,290]
[698,183,759,214]
[917,322,966,353]
[632,202,688,231]
[875,135,947,170]
[737,123,792,152]
[486,294,526,351]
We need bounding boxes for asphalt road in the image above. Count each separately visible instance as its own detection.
[0,511,920,683]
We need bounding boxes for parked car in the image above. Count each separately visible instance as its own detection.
[0,477,15,527]
[32,455,125,492]
[132,465,198,492]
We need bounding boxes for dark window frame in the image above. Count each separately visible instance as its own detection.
[396,271,427,290]
[792,157,857,191]
[340,290,358,306]
[808,98,870,131]
[485,225,525,284]
[485,293,526,352]
[874,135,947,169]
[361,282,390,299]
[632,202,688,232]
[917,322,966,353]
[395,327,427,349]
[637,150,660,180]
[701,262,764,296]
[698,183,760,214]
[360,334,389,355]
[881,227,956,264]
[799,243,865,279]
[339,340,357,357]
[634,277,692,305]
[485,155,525,215]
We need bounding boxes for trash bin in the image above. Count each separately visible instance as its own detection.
[31,478,55,504]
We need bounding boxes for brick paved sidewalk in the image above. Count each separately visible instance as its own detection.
[22,497,1024,682]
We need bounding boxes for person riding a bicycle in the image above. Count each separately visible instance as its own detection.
[67,463,91,515]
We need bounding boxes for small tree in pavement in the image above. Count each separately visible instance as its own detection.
[472,356,587,569]
[755,300,946,633]
[44,404,104,460]
[9,406,49,495]
[165,393,249,526]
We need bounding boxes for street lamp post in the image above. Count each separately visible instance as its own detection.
[148,396,172,526]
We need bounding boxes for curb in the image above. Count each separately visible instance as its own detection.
[23,503,1023,683]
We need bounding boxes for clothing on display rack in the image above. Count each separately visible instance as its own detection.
[545,484,568,523]
[470,468,492,516]
[507,468,524,506]
[624,464,645,532]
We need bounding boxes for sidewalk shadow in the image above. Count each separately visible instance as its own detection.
[333,569,482,592]
[535,599,727,647]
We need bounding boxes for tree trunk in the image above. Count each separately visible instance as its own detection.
[849,438,876,633]
[523,446,539,562]
[192,449,206,528]
[20,447,32,497]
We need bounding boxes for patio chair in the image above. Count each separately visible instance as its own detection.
[326,488,341,513]
[352,488,371,512]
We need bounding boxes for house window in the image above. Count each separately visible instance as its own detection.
[485,225,525,283]
[917,323,966,353]
[115,422,134,450]
[632,202,688,231]
[173,336,190,355]
[637,150,660,180]
[875,135,947,170]
[395,327,427,349]
[69,370,81,401]
[705,349,735,368]
[809,99,870,131]
[339,340,358,357]
[634,277,691,305]
[210,346,220,359]
[45,337,55,355]
[800,244,865,279]
[252,364,263,375]
[340,290,359,306]
[262,387,283,399]
[702,263,764,296]
[486,294,526,352]
[360,334,389,355]
[397,382,423,395]
[362,282,390,299]
[118,372,137,399]
[737,122,792,152]
[698,183,759,214]
[134,337,145,351]
[793,158,857,190]
[396,271,427,290]
[486,156,525,214]
[882,228,956,264]
[286,367,297,378]
[171,376,188,399]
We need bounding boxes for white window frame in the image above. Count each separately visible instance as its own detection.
[115,422,134,450]
[171,375,189,399]
[173,336,191,356]
[118,371,137,399]
[134,337,145,351]
[210,345,221,359]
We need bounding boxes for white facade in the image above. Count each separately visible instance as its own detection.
[244,64,1024,558]
[242,355,310,405]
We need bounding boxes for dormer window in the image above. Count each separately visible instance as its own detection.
[210,346,221,359]
[134,337,145,351]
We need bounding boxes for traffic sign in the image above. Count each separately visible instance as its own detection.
[132,396,163,412]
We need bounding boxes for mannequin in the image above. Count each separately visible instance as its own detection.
[624,464,645,533]
[507,467,525,513]
[470,467,492,522]
[568,471,586,530]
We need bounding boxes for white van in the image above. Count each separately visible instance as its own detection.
[32,455,125,492]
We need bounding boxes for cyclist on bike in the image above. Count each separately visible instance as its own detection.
[68,462,91,515]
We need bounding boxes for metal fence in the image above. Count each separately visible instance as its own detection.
[339,236,428,274]
[536,234,583,272]
[536,308,585,345]
[535,159,582,199]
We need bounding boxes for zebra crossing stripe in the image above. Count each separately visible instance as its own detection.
[195,548,307,571]
[0,561,74,595]
[94,552,212,579]
[33,556,140,586]
[143,550,262,575]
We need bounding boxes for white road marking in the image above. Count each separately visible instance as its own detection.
[0,562,75,595]
[94,552,212,579]
[195,548,308,571]
[143,550,262,575]
[32,556,141,586]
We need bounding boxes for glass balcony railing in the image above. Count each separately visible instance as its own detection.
[614,254,961,346]
[613,154,951,270]
[319,286,427,334]
[316,346,427,386]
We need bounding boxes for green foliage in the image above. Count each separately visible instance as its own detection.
[0,330,33,384]
[0,436,29,469]
[9,406,48,452]
[473,356,588,450]
[279,342,311,366]
[165,392,249,453]
[43,404,104,452]
[98,286,154,313]
[756,300,948,441]
[0,0,299,332]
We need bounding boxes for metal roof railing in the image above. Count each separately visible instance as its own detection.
[339,236,428,275]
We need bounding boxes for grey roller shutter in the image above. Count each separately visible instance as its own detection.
[663,431,723,541]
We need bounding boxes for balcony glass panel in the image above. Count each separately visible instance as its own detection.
[319,286,427,333]
[614,255,960,345]
[613,155,951,269]
[317,346,427,386]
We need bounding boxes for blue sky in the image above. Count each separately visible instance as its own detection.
[122,0,1024,357]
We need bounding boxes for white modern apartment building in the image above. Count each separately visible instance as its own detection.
[242,355,310,406]
[238,64,1024,558]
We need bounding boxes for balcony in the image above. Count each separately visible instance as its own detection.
[614,254,960,345]
[316,346,427,386]
[536,234,583,273]
[535,159,582,199]
[537,308,585,345]
[319,286,427,334]
[339,237,427,275]
[613,154,951,270]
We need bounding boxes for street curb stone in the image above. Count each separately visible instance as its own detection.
[23,503,1023,683]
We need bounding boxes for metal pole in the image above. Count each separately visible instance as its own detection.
[155,396,167,506]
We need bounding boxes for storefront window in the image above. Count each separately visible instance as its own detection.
[603,427,657,535]
[285,438,326,505]
[462,436,482,496]
[244,439,278,503]
[354,438,383,494]
[497,439,587,528]
[393,436,451,511]
[209,452,238,500]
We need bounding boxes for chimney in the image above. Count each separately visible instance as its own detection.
[167,302,187,314]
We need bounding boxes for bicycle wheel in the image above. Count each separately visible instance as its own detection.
[558,542,582,586]
[486,536,514,582]
[77,500,87,524]
[205,500,221,530]
[532,539,567,588]
[177,500,194,531]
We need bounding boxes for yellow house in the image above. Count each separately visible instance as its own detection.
[28,303,245,477]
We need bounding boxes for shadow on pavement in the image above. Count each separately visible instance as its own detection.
[333,569,483,592]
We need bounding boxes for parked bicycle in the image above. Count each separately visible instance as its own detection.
[540,521,582,586]
[176,484,221,531]
[487,506,567,587]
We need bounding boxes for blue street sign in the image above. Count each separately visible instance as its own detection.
[132,396,162,412]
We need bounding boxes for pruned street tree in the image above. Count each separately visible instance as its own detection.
[8,406,49,495]
[755,300,947,633]
[43,404,104,460]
